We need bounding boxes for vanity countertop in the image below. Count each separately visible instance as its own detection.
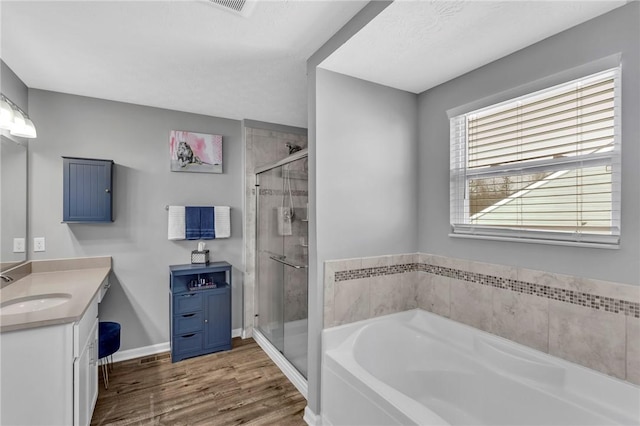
[0,257,111,333]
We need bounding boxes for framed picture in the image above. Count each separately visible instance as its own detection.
[169,130,223,173]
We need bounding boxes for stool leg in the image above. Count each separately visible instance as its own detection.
[101,359,109,389]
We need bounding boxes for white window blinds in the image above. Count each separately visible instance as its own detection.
[450,67,621,246]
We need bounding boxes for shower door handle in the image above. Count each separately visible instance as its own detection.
[269,255,307,269]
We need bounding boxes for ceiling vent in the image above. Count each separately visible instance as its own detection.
[205,0,256,17]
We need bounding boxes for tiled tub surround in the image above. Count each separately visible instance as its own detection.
[323,253,640,385]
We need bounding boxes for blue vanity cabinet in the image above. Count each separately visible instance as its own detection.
[62,157,114,223]
[169,262,232,362]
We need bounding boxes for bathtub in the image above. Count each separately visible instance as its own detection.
[321,310,640,425]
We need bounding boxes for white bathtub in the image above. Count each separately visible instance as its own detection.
[321,310,640,426]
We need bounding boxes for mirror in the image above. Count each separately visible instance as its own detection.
[1,135,28,272]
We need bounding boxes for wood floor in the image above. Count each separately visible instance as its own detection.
[91,338,307,425]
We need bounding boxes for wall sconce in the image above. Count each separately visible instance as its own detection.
[0,94,37,139]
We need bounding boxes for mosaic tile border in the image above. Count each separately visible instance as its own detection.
[258,188,308,196]
[334,263,640,319]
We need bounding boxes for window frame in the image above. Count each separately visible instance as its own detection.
[448,57,622,249]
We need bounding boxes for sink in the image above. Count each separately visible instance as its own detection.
[0,293,72,315]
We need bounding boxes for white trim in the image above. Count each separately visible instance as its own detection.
[303,406,322,426]
[449,65,621,247]
[449,232,620,249]
[253,328,308,399]
[241,327,253,339]
[111,342,170,363]
[231,327,242,338]
[464,153,614,178]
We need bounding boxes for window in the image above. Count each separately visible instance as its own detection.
[450,67,621,247]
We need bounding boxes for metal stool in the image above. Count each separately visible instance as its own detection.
[98,321,121,389]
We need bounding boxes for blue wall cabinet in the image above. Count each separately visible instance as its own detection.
[169,262,232,362]
[62,157,114,223]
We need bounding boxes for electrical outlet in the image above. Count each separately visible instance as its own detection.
[33,237,46,252]
[13,238,25,253]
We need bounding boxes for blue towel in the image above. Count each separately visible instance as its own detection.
[200,207,215,239]
[185,206,201,240]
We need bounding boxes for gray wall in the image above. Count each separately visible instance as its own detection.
[316,68,418,260]
[28,89,244,351]
[418,2,640,286]
[1,60,28,111]
[313,65,418,411]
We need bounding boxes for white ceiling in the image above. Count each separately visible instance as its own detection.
[0,0,368,128]
[320,0,628,94]
[1,1,628,129]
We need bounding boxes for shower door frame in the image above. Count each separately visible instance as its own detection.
[254,148,309,395]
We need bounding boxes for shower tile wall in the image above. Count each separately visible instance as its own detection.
[244,126,307,335]
[323,253,640,385]
[282,157,309,323]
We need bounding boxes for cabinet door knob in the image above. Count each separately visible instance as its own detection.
[105,189,111,193]
[205,319,208,323]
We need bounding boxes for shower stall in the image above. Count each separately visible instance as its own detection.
[254,149,308,381]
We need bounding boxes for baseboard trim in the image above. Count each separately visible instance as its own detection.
[303,406,322,426]
[112,342,170,363]
[253,328,308,399]
[241,326,253,339]
[112,328,243,363]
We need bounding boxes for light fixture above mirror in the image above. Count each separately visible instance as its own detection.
[0,94,37,139]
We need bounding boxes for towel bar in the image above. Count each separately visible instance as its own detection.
[269,255,307,269]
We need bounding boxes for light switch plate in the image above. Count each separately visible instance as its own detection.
[34,237,46,252]
[13,238,25,253]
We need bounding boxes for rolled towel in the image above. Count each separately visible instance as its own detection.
[200,206,215,239]
[167,206,186,240]
[214,206,231,239]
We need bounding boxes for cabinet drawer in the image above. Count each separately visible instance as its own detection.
[98,276,110,303]
[173,332,203,355]
[173,312,203,334]
[73,294,99,358]
[173,293,202,314]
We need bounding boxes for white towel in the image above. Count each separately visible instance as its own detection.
[168,206,186,240]
[277,206,292,236]
[214,206,231,239]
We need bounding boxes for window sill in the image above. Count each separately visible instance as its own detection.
[448,233,620,250]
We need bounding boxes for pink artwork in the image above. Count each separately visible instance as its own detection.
[169,131,223,173]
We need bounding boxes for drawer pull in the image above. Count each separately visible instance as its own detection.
[182,313,195,318]
[180,293,196,298]
[181,334,196,338]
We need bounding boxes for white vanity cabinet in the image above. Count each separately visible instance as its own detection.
[0,291,101,426]
[73,294,100,426]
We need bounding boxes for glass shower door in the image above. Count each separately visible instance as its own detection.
[256,166,285,353]
[256,155,308,378]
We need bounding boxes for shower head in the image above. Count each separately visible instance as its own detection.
[286,143,302,155]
